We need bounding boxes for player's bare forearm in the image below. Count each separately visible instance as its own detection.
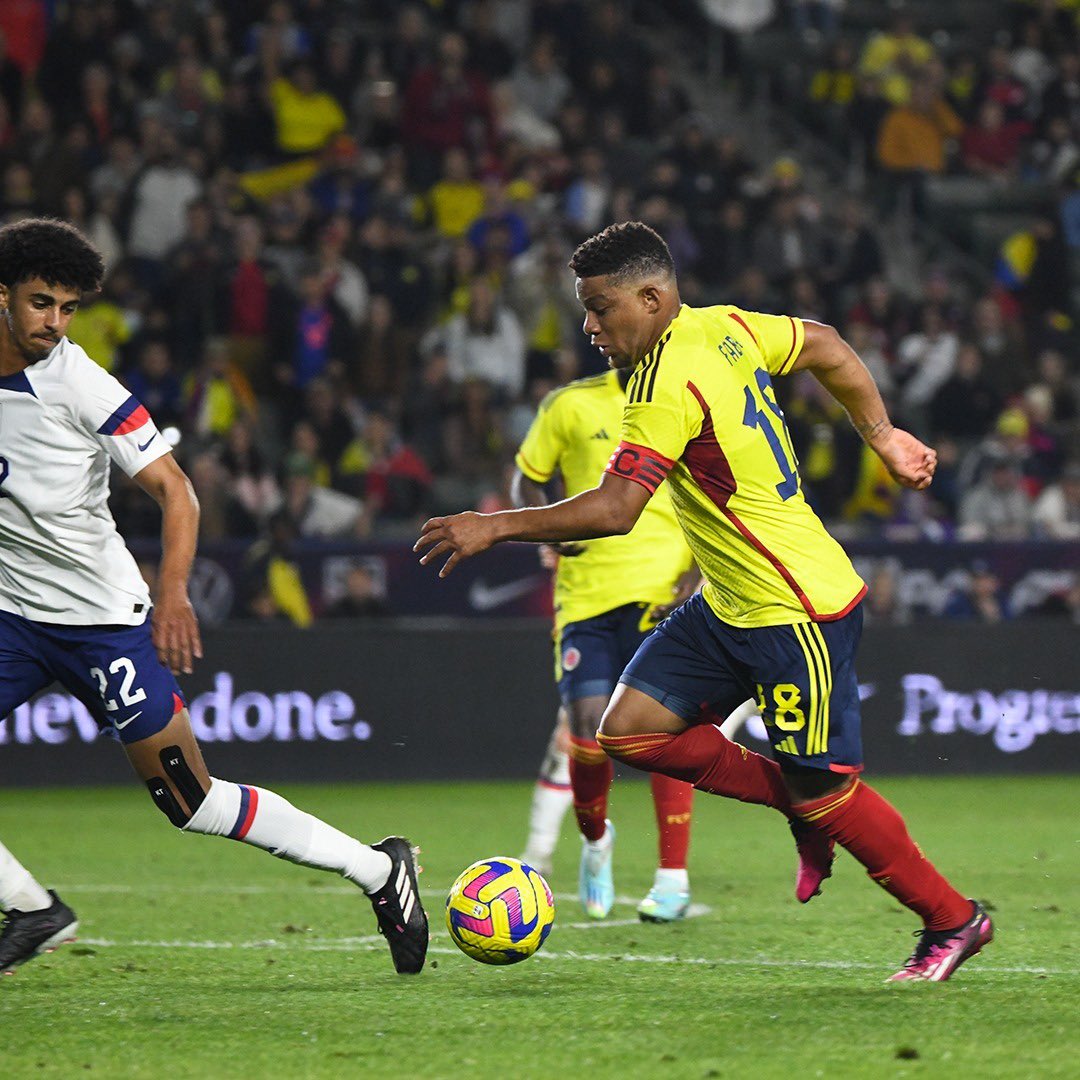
[792,322,892,441]
[511,469,586,557]
[791,321,937,490]
[415,474,649,577]
[133,453,203,672]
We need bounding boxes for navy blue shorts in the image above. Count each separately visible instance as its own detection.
[620,593,864,773]
[0,609,185,744]
[555,602,659,705]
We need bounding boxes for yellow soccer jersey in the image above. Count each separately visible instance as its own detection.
[515,370,694,631]
[606,304,866,628]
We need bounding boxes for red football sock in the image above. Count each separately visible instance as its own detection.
[650,772,693,869]
[568,735,613,842]
[597,726,793,814]
[793,779,971,930]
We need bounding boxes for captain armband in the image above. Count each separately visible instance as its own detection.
[604,441,675,494]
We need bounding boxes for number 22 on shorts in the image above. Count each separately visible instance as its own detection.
[90,656,148,717]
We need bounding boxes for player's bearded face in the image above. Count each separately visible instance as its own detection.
[576,275,653,369]
[0,278,81,363]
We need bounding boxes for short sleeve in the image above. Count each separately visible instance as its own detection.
[607,338,701,494]
[740,310,804,376]
[74,356,170,477]
[514,391,566,483]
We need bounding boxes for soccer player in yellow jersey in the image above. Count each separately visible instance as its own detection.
[417,222,993,982]
[513,367,703,920]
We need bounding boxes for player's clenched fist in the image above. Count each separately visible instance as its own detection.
[415,512,500,577]
[871,427,938,490]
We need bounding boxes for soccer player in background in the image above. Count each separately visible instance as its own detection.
[417,221,992,982]
[0,219,427,977]
[511,367,705,921]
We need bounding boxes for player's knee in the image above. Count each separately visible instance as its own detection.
[145,745,209,828]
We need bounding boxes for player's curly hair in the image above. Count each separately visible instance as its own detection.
[0,217,104,294]
[568,221,674,284]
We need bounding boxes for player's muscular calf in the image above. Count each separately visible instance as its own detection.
[124,710,212,825]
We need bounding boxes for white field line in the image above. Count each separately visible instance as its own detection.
[59,883,661,907]
[67,936,1072,977]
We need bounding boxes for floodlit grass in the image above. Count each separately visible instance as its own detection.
[1,776,1076,1078]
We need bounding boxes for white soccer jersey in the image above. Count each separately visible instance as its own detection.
[0,337,170,625]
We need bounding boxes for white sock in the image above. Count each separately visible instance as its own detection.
[184,779,392,893]
[523,740,572,865]
[720,697,761,740]
[0,840,52,912]
[653,866,689,892]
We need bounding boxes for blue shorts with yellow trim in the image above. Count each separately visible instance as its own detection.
[555,602,659,705]
[620,592,864,773]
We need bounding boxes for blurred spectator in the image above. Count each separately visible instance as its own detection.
[267,60,346,156]
[356,411,434,521]
[752,193,825,288]
[423,146,485,239]
[270,262,353,394]
[942,560,1012,622]
[315,215,369,327]
[894,305,959,432]
[958,453,1033,539]
[961,100,1031,178]
[862,560,909,625]
[123,339,184,429]
[929,342,1002,445]
[875,80,963,218]
[240,510,314,628]
[441,279,526,398]
[858,11,935,105]
[1032,460,1080,538]
[401,30,494,182]
[308,136,373,224]
[281,451,368,539]
[69,279,131,373]
[126,128,202,281]
[219,417,280,529]
[324,563,390,618]
[512,35,571,123]
[466,175,530,259]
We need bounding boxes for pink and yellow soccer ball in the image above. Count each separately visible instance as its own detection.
[445,857,555,965]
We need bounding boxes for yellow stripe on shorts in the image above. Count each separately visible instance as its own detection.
[808,623,832,755]
[792,623,822,756]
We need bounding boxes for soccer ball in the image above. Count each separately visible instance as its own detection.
[445,857,555,965]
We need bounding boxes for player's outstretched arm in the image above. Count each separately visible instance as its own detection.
[789,321,937,490]
[415,472,651,578]
[133,453,203,675]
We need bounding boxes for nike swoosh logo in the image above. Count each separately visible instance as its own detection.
[468,576,544,611]
[114,710,142,730]
[138,433,157,451]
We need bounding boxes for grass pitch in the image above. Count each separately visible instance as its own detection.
[1,775,1077,1079]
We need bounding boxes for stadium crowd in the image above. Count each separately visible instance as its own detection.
[0,0,1077,621]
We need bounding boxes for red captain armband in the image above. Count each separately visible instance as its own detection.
[605,441,675,494]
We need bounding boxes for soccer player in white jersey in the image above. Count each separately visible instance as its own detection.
[0,219,427,976]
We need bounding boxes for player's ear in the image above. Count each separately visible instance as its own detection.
[0,283,9,311]
[639,283,662,314]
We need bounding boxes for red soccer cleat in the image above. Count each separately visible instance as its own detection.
[790,819,835,903]
[888,901,994,983]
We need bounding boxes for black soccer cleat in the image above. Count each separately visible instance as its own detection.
[368,837,428,974]
[0,890,79,976]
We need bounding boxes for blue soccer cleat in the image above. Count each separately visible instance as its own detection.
[579,820,615,919]
[637,884,691,923]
